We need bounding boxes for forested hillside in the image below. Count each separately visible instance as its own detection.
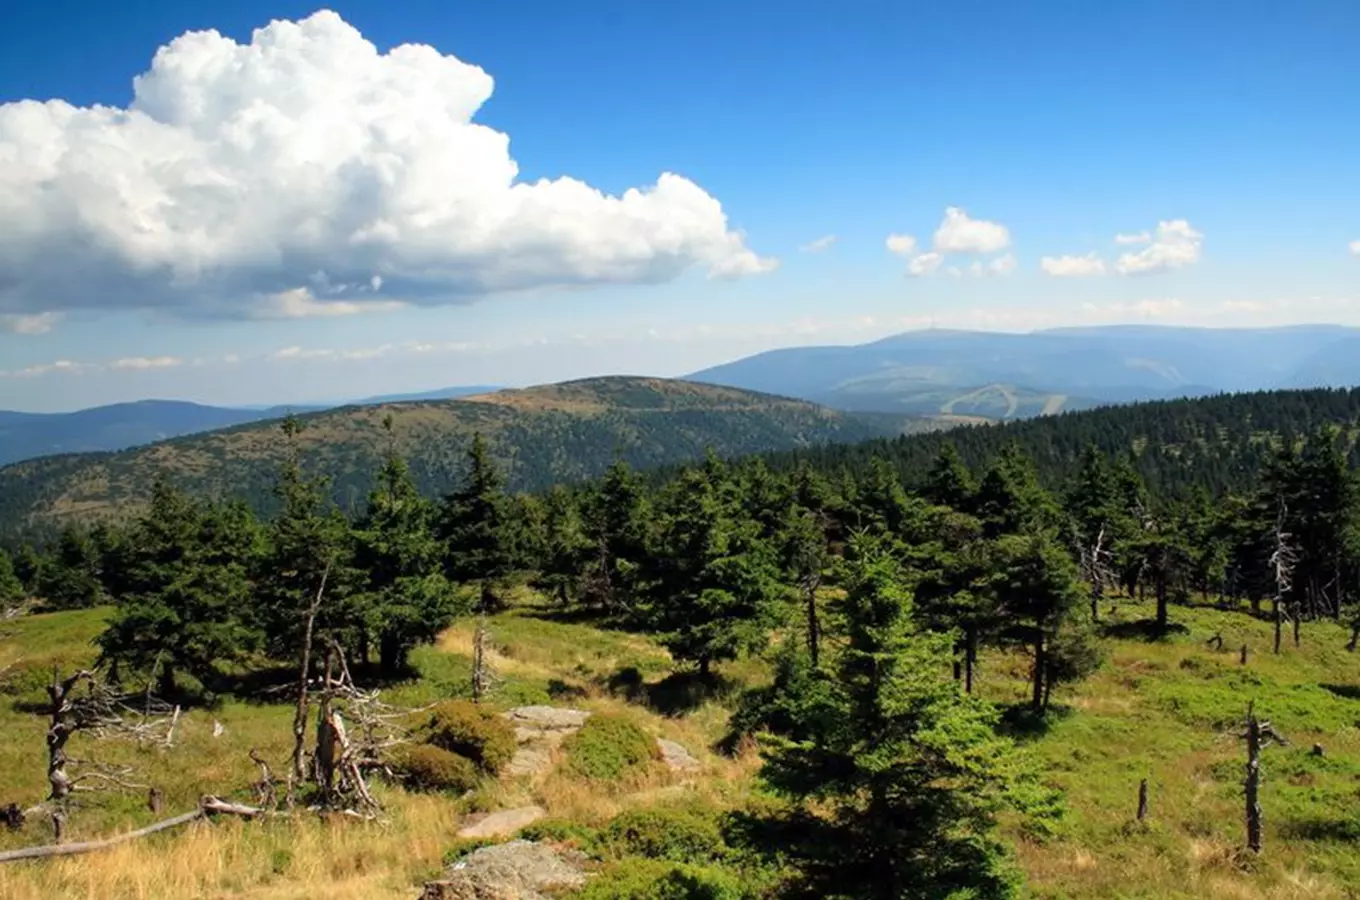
[0,377,911,536]
[4,379,1359,898]
[762,386,1360,498]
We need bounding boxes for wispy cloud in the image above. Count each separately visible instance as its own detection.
[1114,220,1204,275]
[0,312,63,334]
[1114,231,1152,245]
[1041,253,1107,277]
[110,356,182,370]
[253,287,409,320]
[800,235,837,254]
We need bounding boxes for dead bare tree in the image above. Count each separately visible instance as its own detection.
[1075,523,1115,624]
[289,561,331,800]
[1241,701,1287,855]
[1268,504,1298,655]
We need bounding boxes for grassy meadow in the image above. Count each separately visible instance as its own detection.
[2,594,1360,899]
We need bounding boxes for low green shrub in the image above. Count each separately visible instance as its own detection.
[424,700,517,775]
[577,859,747,900]
[563,714,655,781]
[519,817,601,848]
[602,808,726,863]
[392,744,480,793]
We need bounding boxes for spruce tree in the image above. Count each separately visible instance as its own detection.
[256,416,360,662]
[991,530,1086,710]
[763,535,1032,898]
[922,442,977,512]
[438,434,515,611]
[535,486,590,604]
[640,465,782,678]
[355,420,460,674]
[580,458,649,610]
[0,548,24,607]
[37,526,105,610]
[98,481,260,694]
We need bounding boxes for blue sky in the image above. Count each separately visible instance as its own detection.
[1,0,1357,411]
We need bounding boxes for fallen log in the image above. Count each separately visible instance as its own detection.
[0,796,275,863]
[0,809,205,863]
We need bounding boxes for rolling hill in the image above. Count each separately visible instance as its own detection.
[0,400,298,467]
[686,324,1360,415]
[0,387,504,467]
[0,377,914,533]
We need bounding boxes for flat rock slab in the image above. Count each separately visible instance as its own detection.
[504,745,555,779]
[500,707,593,780]
[457,805,547,839]
[503,706,592,732]
[422,840,587,900]
[657,738,701,773]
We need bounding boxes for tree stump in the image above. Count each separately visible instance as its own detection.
[148,787,164,814]
[1240,644,1249,665]
[1137,778,1149,821]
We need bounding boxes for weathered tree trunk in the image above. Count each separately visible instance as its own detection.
[806,583,821,670]
[378,632,404,677]
[291,564,330,787]
[1155,577,1169,634]
[1273,598,1283,655]
[1292,602,1301,648]
[964,631,977,695]
[1031,632,1046,712]
[1245,707,1263,854]
[1240,644,1249,665]
[1137,778,1148,821]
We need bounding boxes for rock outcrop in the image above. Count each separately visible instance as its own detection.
[421,840,588,900]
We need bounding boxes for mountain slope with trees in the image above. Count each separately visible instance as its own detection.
[0,377,913,536]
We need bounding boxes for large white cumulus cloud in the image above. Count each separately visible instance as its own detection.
[0,10,775,319]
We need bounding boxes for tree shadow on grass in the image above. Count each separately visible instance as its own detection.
[996,702,1073,742]
[1281,817,1360,841]
[1321,683,1360,702]
[600,665,740,717]
[516,604,637,634]
[1101,619,1190,641]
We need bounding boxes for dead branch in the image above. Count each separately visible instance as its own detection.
[290,560,332,799]
[0,796,285,864]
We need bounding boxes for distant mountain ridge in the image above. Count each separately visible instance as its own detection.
[0,386,500,466]
[685,324,1360,415]
[0,376,915,534]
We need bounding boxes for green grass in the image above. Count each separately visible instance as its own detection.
[4,596,1360,899]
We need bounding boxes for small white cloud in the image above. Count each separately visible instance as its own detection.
[1041,253,1107,277]
[1114,231,1152,245]
[907,252,943,277]
[987,253,1018,276]
[9,359,92,378]
[253,287,409,319]
[885,233,918,257]
[800,235,837,254]
[1350,239,1360,256]
[0,312,63,334]
[1115,220,1204,275]
[111,356,182,370]
[932,207,1010,254]
[707,245,780,279]
[270,343,395,362]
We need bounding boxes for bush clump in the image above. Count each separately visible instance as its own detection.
[563,713,656,781]
[392,744,480,793]
[423,700,517,775]
[602,808,726,863]
[577,859,747,900]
